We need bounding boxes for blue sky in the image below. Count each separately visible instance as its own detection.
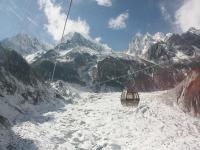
[0,0,200,50]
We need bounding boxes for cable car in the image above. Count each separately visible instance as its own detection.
[121,88,140,106]
[121,79,140,106]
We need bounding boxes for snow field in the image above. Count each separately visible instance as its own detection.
[12,91,200,150]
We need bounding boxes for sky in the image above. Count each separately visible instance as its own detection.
[0,0,200,50]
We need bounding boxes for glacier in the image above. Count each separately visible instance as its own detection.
[8,88,200,150]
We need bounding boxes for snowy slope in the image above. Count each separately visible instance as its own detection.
[25,50,48,64]
[0,81,80,149]
[11,89,200,150]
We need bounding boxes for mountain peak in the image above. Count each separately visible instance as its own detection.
[15,32,33,39]
[56,32,112,54]
[188,27,200,35]
[127,32,167,56]
[1,33,50,56]
[62,32,89,43]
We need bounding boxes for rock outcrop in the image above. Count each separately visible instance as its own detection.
[177,68,200,117]
[0,45,60,104]
[97,56,185,91]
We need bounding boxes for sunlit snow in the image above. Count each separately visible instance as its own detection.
[11,90,200,150]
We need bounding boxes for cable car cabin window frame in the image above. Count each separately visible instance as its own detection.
[126,93,134,100]
[121,90,127,100]
[134,93,139,99]
[121,89,140,106]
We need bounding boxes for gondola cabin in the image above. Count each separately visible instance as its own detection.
[121,88,140,106]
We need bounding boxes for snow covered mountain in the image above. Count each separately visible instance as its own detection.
[57,32,112,54]
[127,28,200,63]
[11,29,197,92]
[1,33,51,56]
[31,32,114,86]
[30,32,181,91]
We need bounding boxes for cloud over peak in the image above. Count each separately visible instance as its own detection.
[175,0,200,32]
[108,12,129,30]
[38,0,90,41]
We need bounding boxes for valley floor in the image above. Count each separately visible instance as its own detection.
[12,90,200,150]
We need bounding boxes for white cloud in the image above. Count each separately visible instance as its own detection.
[108,12,129,30]
[94,36,112,50]
[95,37,102,42]
[96,0,112,7]
[160,4,172,23]
[102,43,112,51]
[175,0,200,32]
[38,0,90,41]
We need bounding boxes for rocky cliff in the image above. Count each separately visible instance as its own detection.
[177,68,200,117]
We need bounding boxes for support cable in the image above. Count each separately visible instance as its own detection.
[51,0,73,81]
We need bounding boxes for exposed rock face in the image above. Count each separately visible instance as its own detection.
[97,57,185,91]
[135,68,184,91]
[0,115,12,149]
[146,42,175,63]
[177,69,200,117]
[168,30,200,49]
[33,60,83,84]
[33,52,97,84]
[167,32,200,56]
[0,45,40,85]
[97,57,137,88]
[0,115,11,129]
